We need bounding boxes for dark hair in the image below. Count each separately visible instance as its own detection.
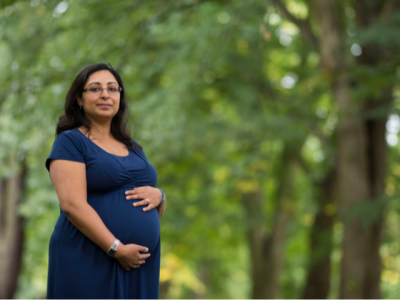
[56,63,140,150]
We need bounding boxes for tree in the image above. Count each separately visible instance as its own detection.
[273,0,399,297]
[0,157,26,299]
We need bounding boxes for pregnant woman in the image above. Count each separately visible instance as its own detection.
[45,63,165,299]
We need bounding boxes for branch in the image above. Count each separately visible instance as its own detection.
[271,0,317,48]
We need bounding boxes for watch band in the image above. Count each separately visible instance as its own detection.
[107,238,120,257]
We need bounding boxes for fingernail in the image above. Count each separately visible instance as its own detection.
[125,191,128,194]
[133,203,136,206]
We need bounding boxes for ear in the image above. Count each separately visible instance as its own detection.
[77,97,83,106]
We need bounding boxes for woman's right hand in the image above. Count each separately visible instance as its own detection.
[114,243,151,271]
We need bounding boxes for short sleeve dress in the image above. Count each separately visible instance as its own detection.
[45,128,160,299]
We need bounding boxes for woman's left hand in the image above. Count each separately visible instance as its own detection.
[125,186,162,212]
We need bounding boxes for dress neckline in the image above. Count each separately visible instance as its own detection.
[74,128,130,158]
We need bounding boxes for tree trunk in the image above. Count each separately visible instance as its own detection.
[243,190,294,299]
[0,157,27,299]
[243,142,301,299]
[335,72,373,299]
[360,89,391,298]
[310,0,393,297]
[302,168,336,299]
[264,202,292,299]
[336,85,389,299]
[242,188,266,299]
[354,1,397,297]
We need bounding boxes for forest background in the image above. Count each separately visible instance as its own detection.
[1,0,400,298]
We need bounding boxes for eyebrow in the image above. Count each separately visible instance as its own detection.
[88,81,118,85]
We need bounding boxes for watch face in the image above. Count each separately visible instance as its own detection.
[107,248,116,257]
[107,239,119,257]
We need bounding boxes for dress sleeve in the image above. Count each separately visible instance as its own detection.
[45,132,85,172]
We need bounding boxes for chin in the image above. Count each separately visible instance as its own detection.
[90,112,117,121]
[96,109,117,116]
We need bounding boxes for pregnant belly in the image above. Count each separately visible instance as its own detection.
[88,188,160,252]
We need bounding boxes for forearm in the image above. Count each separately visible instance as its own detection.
[63,202,115,253]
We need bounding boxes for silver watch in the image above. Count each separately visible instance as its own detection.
[107,239,120,257]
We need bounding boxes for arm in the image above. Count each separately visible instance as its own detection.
[49,159,150,270]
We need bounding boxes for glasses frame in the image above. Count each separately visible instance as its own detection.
[82,86,123,94]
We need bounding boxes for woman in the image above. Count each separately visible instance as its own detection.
[45,63,165,299]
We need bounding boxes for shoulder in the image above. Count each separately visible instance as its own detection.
[46,129,86,171]
[131,139,143,152]
[56,128,83,143]
[52,129,86,153]
[58,128,80,139]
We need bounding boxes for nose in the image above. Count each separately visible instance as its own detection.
[100,88,110,98]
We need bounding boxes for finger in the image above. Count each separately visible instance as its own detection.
[125,188,141,196]
[125,186,148,195]
[143,203,155,212]
[133,199,150,207]
[139,253,151,259]
[126,193,145,200]
[132,264,140,268]
[125,267,131,271]
[137,260,146,265]
[125,189,134,195]
[139,246,149,253]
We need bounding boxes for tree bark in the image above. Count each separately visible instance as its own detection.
[360,90,391,299]
[0,157,27,299]
[243,190,294,299]
[335,72,374,299]
[243,142,301,299]
[264,202,292,299]
[302,168,336,299]
[242,189,266,299]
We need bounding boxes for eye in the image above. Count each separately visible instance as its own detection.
[89,87,101,92]
[108,87,118,92]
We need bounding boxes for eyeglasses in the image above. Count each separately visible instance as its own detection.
[83,85,122,95]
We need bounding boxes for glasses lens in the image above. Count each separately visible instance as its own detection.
[88,86,101,94]
[107,85,119,94]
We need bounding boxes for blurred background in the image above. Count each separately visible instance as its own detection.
[0,0,400,298]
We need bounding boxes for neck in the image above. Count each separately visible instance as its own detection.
[85,117,113,139]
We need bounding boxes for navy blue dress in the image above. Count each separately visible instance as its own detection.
[45,128,160,299]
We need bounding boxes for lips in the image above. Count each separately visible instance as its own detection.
[98,104,112,108]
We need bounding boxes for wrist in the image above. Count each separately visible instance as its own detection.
[107,238,120,258]
[113,242,125,259]
[156,188,165,206]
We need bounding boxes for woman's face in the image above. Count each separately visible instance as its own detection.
[77,70,121,123]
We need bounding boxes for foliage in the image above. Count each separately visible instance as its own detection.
[0,0,399,298]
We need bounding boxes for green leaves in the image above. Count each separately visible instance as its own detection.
[2,0,400,298]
